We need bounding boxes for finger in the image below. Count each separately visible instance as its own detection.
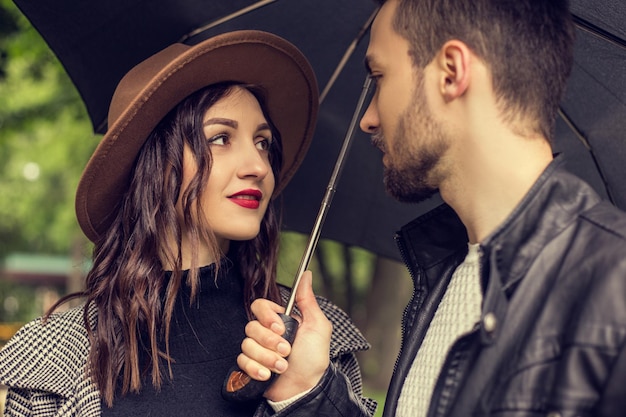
[239,339,289,378]
[245,321,291,357]
[250,298,286,336]
[236,352,272,381]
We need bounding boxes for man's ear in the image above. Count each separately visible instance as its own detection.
[435,40,471,102]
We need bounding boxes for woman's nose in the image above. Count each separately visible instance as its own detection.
[238,143,270,179]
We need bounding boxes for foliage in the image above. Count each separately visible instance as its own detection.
[277,232,376,318]
[0,280,37,322]
[0,0,97,258]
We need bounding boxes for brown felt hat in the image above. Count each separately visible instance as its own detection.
[75,30,319,242]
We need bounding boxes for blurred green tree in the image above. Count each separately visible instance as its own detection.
[0,0,95,323]
[0,0,96,259]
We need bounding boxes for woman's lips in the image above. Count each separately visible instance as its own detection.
[228,189,262,209]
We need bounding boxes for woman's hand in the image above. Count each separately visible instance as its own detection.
[237,271,332,402]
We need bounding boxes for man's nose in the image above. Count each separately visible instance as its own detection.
[359,100,379,134]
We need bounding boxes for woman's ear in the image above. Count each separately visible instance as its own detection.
[435,40,471,102]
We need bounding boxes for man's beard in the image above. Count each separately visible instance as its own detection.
[382,84,449,204]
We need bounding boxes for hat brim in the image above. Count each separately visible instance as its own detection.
[76,30,318,242]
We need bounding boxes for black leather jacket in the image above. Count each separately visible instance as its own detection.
[384,159,626,417]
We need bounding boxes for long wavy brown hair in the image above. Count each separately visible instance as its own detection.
[50,82,284,407]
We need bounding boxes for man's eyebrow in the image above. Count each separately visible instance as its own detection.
[204,118,237,128]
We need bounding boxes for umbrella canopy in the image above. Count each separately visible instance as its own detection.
[12,0,626,261]
[555,0,626,209]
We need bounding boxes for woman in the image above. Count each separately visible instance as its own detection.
[0,31,375,417]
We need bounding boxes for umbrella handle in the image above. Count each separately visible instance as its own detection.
[221,314,298,402]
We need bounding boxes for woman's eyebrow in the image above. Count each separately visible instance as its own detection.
[257,123,271,132]
[204,119,271,133]
[204,118,237,128]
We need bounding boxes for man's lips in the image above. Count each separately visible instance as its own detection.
[228,189,263,209]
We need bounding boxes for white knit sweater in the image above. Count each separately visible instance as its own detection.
[396,243,483,417]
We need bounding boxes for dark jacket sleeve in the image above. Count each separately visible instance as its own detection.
[254,361,376,417]
[594,341,626,416]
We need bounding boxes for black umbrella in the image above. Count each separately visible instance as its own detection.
[555,0,626,209]
[12,0,626,262]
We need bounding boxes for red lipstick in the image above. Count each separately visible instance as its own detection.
[228,189,262,209]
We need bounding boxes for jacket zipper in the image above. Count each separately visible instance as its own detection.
[392,231,422,376]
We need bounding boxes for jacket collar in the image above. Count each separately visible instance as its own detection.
[0,303,97,398]
[481,157,601,292]
[398,157,602,299]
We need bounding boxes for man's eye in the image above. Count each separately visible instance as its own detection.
[368,74,382,85]
[208,133,229,145]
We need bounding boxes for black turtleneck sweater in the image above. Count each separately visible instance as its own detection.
[101,260,258,416]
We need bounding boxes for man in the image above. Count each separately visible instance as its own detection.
[240,0,626,416]
[357,0,626,416]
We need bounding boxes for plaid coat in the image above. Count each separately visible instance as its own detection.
[0,288,376,416]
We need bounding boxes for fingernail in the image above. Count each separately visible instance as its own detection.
[270,322,282,334]
[277,342,290,356]
[274,359,288,373]
[258,368,271,380]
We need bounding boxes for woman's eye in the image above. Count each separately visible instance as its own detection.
[208,133,229,146]
[255,136,273,151]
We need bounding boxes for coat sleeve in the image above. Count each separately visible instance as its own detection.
[593,341,626,416]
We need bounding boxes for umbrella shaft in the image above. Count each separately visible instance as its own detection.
[285,76,373,315]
